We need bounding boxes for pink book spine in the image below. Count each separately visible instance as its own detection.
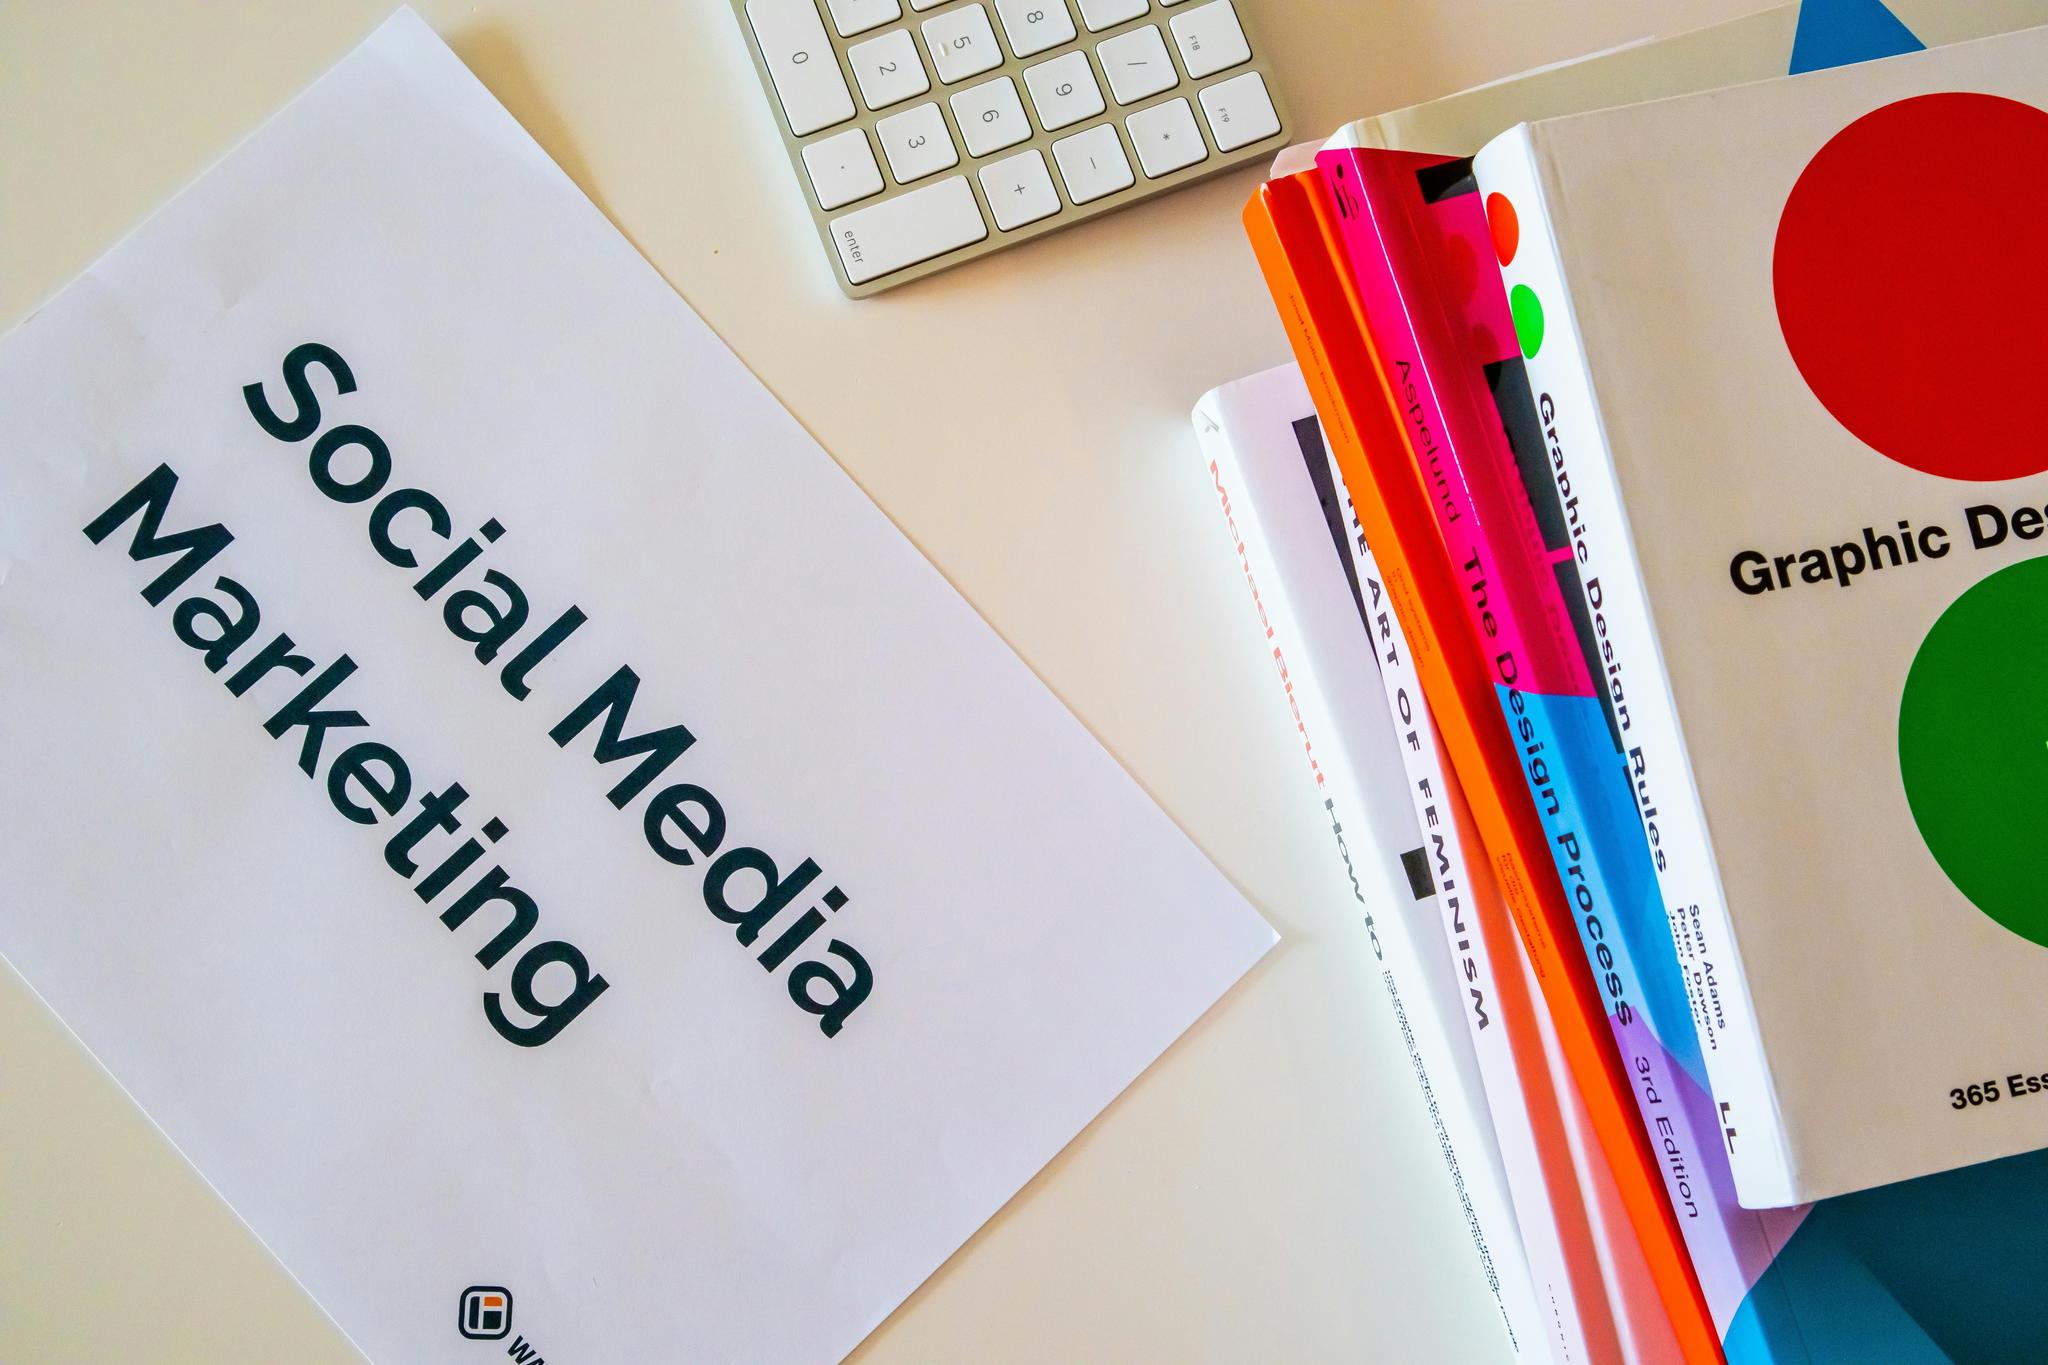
[1318,148,1589,699]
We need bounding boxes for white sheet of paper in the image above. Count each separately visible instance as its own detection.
[0,10,1274,1360]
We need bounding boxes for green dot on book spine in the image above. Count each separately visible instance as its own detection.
[1510,285,1545,358]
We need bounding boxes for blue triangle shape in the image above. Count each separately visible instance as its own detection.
[1789,0,1927,74]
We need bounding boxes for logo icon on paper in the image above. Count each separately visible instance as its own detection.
[458,1286,513,1340]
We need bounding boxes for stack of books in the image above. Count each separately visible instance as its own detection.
[1198,4,2048,1361]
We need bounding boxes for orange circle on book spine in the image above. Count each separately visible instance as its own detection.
[1485,193,1519,266]
[1774,92,2048,481]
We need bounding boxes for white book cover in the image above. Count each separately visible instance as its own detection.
[1193,365,1553,1361]
[0,10,1276,1361]
[1315,0,2048,162]
[1474,24,2048,1205]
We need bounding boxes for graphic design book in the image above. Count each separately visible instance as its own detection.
[1472,21,2048,1361]
[1475,18,2048,1209]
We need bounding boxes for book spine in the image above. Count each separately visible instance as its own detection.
[1192,381,1532,1358]
[1323,144,1787,1346]
[1241,177,1722,1365]
[1473,126,1801,1210]
[1329,481,1618,1365]
[1539,941,1688,1365]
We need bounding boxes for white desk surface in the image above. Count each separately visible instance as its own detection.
[0,2,1760,1359]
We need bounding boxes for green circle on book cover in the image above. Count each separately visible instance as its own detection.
[1899,555,2048,947]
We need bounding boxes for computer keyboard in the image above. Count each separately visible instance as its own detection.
[734,0,1288,296]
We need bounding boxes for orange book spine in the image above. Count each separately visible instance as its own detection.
[1244,172,1719,1365]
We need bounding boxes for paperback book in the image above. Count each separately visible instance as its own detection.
[1468,19,2048,1359]
[1326,468,1688,1365]
[1473,17,2048,1211]
[1195,367,1542,1358]
[1295,0,2048,166]
[1325,441,1694,1363]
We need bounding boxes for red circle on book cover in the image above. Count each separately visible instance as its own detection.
[1485,193,1519,266]
[1774,92,2048,481]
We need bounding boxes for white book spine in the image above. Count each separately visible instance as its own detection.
[1328,470,1599,1365]
[1193,375,1545,1359]
[1473,125,1801,1208]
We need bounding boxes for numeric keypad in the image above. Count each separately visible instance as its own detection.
[738,0,1288,293]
